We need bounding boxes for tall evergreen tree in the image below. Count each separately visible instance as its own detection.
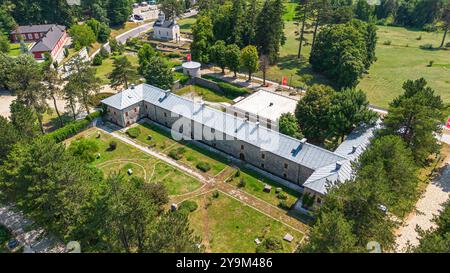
[381,78,445,163]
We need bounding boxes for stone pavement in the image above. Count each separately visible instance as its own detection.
[0,205,65,253]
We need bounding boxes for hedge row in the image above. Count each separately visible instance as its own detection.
[45,111,101,142]
[217,82,249,98]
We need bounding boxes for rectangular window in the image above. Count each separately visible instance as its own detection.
[125,112,128,117]
[241,145,244,150]
[283,173,287,178]
[284,163,288,169]
[234,112,237,117]
[261,163,265,169]
[134,108,137,112]
[164,112,167,117]
[261,153,265,159]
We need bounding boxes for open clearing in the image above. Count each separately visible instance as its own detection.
[188,191,303,253]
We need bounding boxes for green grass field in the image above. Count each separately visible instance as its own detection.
[94,54,139,85]
[178,17,196,33]
[358,26,450,107]
[260,20,450,108]
[69,128,202,196]
[188,191,303,253]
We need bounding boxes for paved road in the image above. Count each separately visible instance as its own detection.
[395,156,450,252]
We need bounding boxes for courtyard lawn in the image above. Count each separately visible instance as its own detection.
[227,167,302,210]
[175,85,234,103]
[128,122,230,177]
[188,191,303,253]
[68,128,202,196]
[126,122,301,207]
[358,26,450,108]
[94,54,139,85]
[178,17,196,34]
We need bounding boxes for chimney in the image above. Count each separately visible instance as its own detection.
[255,122,260,127]
[300,138,307,145]
[336,162,342,170]
[352,145,358,153]
[130,84,135,90]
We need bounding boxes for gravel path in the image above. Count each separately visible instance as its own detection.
[395,157,450,252]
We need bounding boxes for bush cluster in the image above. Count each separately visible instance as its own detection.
[45,111,101,142]
[126,127,141,138]
[196,162,211,172]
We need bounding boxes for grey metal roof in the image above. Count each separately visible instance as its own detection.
[10,24,60,34]
[30,25,66,52]
[153,20,176,28]
[303,120,381,195]
[102,84,347,170]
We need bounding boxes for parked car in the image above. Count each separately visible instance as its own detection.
[132,3,139,8]
[140,1,148,6]
[7,239,19,250]
[133,14,144,21]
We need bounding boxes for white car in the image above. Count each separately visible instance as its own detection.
[140,1,148,6]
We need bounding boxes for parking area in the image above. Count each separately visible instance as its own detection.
[132,3,159,21]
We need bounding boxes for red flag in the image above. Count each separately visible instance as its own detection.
[187,53,191,62]
[446,116,450,129]
[282,76,287,86]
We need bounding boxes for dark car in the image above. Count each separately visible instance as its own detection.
[7,239,19,250]
[133,14,144,21]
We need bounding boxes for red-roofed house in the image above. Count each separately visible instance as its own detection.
[10,24,68,61]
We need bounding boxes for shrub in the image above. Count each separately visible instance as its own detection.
[168,147,186,160]
[109,141,117,151]
[92,54,103,66]
[0,226,10,244]
[237,178,246,188]
[278,200,290,210]
[420,44,434,50]
[428,60,434,67]
[383,40,392,46]
[90,92,114,107]
[235,169,241,177]
[302,193,315,209]
[178,200,198,214]
[212,190,220,198]
[196,162,211,172]
[446,42,450,48]
[256,237,284,253]
[126,127,141,138]
[45,111,101,142]
[277,192,288,200]
[67,137,100,163]
[217,82,248,98]
[99,46,109,58]
[416,35,422,41]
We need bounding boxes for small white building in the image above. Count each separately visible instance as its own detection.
[152,12,180,42]
[182,61,201,78]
